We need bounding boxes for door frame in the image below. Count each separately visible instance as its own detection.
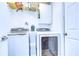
[62,2,66,56]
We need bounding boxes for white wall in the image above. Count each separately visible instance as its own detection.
[0,3,9,56]
[0,3,51,33]
[0,3,39,39]
[0,3,10,40]
[8,9,38,31]
[0,2,52,35]
[51,2,64,56]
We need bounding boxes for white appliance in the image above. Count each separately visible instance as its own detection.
[8,34,29,56]
[37,33,61,56]
[38,3,52,24]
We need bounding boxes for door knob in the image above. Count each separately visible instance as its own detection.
[1,36,8,41]
[64,33,67,36]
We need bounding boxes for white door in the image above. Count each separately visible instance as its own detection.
[65,3,79,56]
[8,34,29,56]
